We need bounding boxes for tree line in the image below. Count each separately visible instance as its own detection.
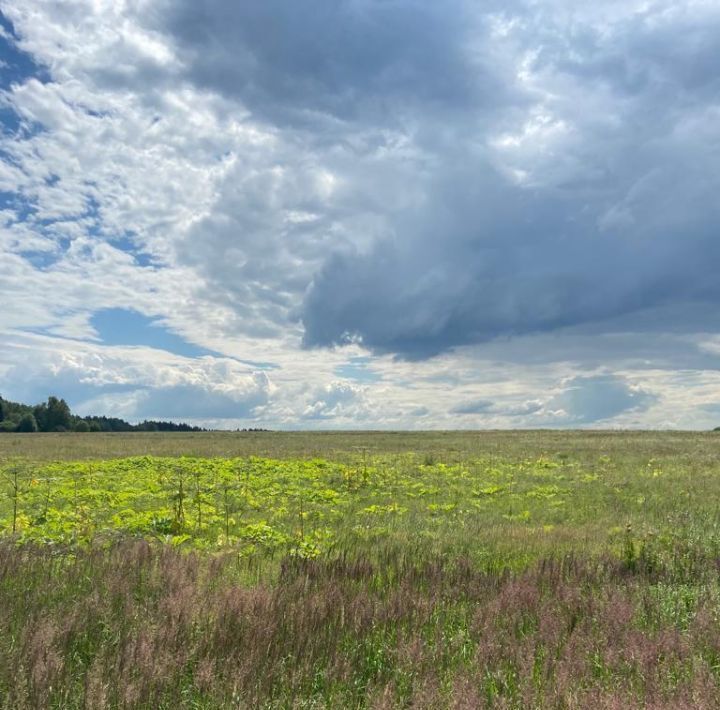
[0,395,205,433]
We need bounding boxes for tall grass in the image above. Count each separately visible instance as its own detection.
[3,540,720,708]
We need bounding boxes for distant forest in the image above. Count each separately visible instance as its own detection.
[0,395,205,433]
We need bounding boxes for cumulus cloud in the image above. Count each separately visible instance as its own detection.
[302,381,368,421]
[0,332,272,423]
[544,374,657,424]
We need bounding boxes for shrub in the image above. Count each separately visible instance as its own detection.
[16,414,39,433]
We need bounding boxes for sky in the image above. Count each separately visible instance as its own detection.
[1,0,719,430]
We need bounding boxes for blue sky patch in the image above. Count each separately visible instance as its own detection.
[0,12,48,89]
[20,249,64,270]
[111,234,155,267]
[335,357,382,383]
[0,12,49,139]
[91,308,221,359]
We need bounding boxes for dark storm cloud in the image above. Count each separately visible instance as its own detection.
[158,0,513,125]
[300,169,720,358]
[126,2,720,358]
[295,4,720,358]
[532,6,720,101]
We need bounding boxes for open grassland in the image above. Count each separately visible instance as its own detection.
[2,431,720,708]
[0,429,714,463]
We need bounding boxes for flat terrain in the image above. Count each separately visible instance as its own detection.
[0,428,714,462]
[1,431,720,708]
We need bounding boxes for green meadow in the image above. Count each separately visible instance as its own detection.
[2,431,720,708]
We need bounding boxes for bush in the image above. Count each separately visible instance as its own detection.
[16,414,39,433]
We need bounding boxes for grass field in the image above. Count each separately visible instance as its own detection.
[2,431,720,708]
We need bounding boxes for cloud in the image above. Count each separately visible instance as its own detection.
[292,2,720,358]
[544,374,656,424]
[130,375,270,421]
[0,331,272,422]
[451,396,544,418]
[158,0,516,125]
[302,381,368,421]
[451,399,495,415]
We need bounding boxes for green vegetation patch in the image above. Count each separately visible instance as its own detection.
[2,448,720,569]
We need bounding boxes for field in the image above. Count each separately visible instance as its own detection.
[2,431,720,708]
